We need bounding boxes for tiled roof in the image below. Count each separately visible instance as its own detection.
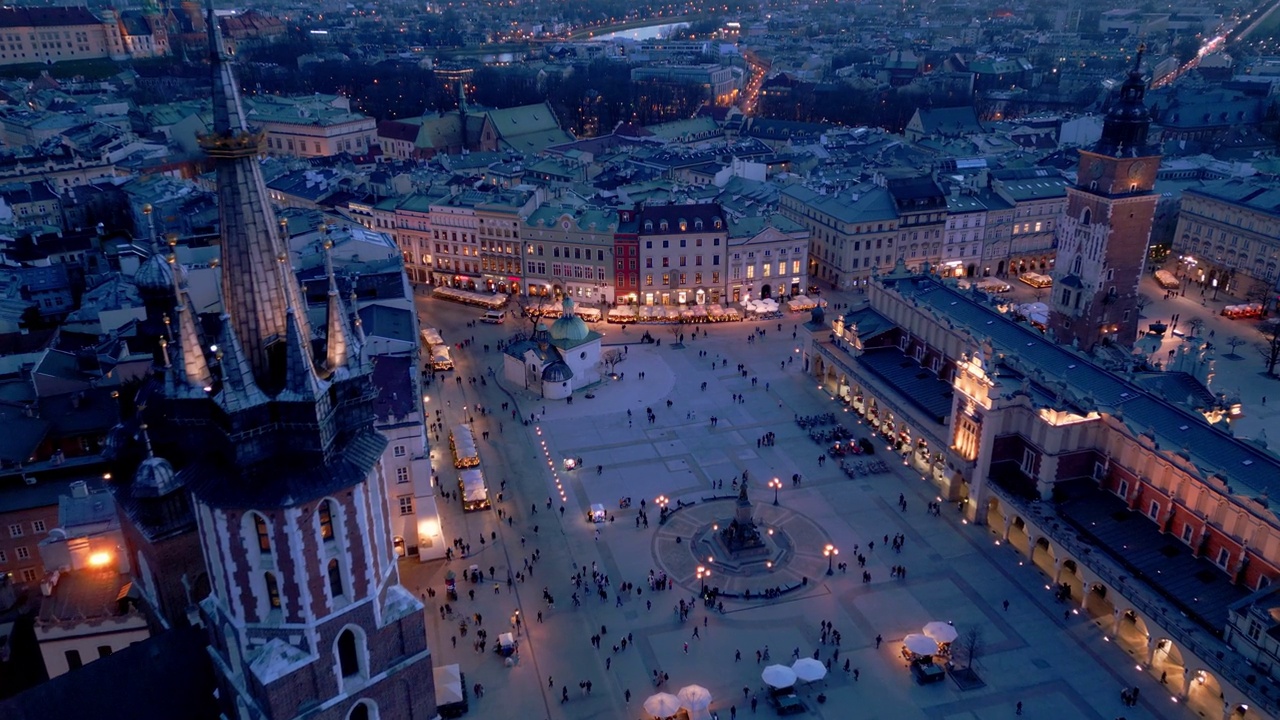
[888,276,1280,498]
[1058,485,1248,630]
[372,355,415,423]
[0,7,101,28]
[857,346,953,424]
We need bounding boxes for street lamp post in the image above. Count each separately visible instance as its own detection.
[656,495,670,521]
[768,478,782,506]
[824,544,839,576]
[696,565,710,594]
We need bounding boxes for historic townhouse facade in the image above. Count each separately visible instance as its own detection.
[523,206,615,304]
[989,169,1070,277]
[636,203,728,306]
[725,214,810,302]
[779,184,899,292]
[887,176,947,272]
[1171,178,1280,299]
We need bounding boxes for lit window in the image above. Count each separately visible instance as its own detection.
[319,501,334,542]
[328,558,344,597]
[254,514,271,554]
[265,572,281,609]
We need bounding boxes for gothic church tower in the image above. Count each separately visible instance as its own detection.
[130,7,436,719]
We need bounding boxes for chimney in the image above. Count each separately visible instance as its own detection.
[70,480,89,499]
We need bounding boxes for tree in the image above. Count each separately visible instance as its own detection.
[1226,336,1246,358]
[513,293,552,336]
[1258,324,1280,377]
[1135,294,1152,317]
[954,627,984,669]
[667,318,686,347]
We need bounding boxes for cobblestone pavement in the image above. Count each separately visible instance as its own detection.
[401,290,1205,720]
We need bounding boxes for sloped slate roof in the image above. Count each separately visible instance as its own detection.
[887,276,1280,497]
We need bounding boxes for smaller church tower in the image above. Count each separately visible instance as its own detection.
[1050,45,1161,351]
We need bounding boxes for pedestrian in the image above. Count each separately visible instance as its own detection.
[853,668,860,681]
[1016,701,1022,715]
[1003,599,1009,612]
[750,696,758,713]
[625,689,631,703]
[684,641,689,654]
[875,634,882,649]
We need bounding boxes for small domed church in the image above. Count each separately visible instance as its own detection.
[502,297,603,399]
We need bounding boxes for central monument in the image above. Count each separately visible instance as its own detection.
[719,480,766,554]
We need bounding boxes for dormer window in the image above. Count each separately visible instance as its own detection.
[694,219,703,230]
[713,218,723,229]
[679,219,688,231]
[660,221,669,232]
[644,221,653,232]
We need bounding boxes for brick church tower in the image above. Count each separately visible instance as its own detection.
[115,8,435,719]
[1050,46,1161,351]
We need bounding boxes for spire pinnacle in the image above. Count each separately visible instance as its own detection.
[170,253,213,392]
[1134,42,1146,73]
[279,252,324,398]
[143,203,161,256]
[140,423,154,458]
[323,231,358,375]
[214,312,268,411]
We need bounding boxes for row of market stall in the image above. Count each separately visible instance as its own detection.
[431,286,510,309]
[606,304,743,324]
[525,305,602,322]
[420,327,454,371]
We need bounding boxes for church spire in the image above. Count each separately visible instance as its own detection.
[322,230,358,376]
[201,0,312,393]
[170,252,213,392]
[278,252,325,400]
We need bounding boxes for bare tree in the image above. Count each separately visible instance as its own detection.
[955,627,984,669]
[1258,324,1280,377]
[1135,294,1152,318]
[1226,336,1246,359]
[512,293,550,335]
[667,318,686,347]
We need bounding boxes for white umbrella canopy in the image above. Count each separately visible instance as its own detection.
[903,633,939,655]
[762,663,798,688]
[923,621,958,644]
[644,692,682,718]
[678,684,713,710]
[791,657,828,682]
